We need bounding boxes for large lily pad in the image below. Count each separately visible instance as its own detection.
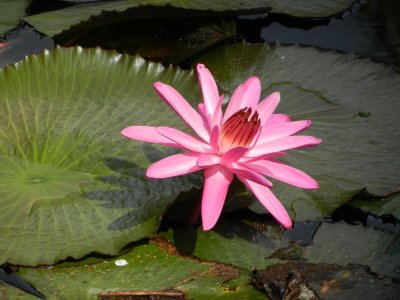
[0,0,29,35]
[197,42,400,220]
[23,0,355,37]
[0,47,202,266]
[8,239,265,299]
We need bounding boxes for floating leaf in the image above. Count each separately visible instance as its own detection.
[301,222,400,278]
[350,193,400,221]
[162,218,287,269]
[0,47,202,266]
[8,239,265,299]
[164,217,399,279]
[0,0,29,35]
[197,42,400,220]
[23,0,355,37]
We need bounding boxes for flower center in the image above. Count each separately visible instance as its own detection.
[218,107,261,153]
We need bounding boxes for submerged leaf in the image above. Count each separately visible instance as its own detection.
[56,18,236,64]
[23,0,355,37]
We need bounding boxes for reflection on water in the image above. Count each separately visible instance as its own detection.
[0,25,53,68]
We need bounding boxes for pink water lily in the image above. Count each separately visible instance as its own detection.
[122,64,321,230]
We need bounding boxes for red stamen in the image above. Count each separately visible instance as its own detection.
[219,107,261,153]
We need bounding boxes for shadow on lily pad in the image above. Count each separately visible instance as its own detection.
[84,144,201,231]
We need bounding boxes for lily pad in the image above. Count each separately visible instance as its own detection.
[350,193,400,220]
[9,239,265,299]
[197,42,400,220]
[23,0,355,37]
[301,222,400,278]
[164,218,400,279]
[0,46,202,266]
[161,218,287,269]
[0,0,29,35]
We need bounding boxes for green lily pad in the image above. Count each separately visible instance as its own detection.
[9,239,265,299]
[162,218,286,269]
[0,155,93,228]
[350,193,400,220]
[302,222,400,278]
[0,0,29,35]
[197,42,400,220]
[164,218,400,279]
[0,46,202,266]
[23,0,355,37]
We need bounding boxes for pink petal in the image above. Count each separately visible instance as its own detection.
[240,76,261,110]
[241,160,273,176]
[242,152,287,163]
[201,166,233,230]
[156,127,212,153]
[197,153,220,168]
[212,94,224,128]
[146,152,201,178]
[223,83,243,122]
[257,92,280,125]
[248,160,318,189]
[239,177,292,229]
[121,126,182,148]
[230,164,272,187]
[153,82,209,141]
[246,136,322,157]
[209,126,220,151]
[221,147,248,164]
[265,114,291,126]
[257,120,312,144]
[197,103,211,132]
[197,64,220,119]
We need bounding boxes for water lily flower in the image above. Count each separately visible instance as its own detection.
[122,64,321,230]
